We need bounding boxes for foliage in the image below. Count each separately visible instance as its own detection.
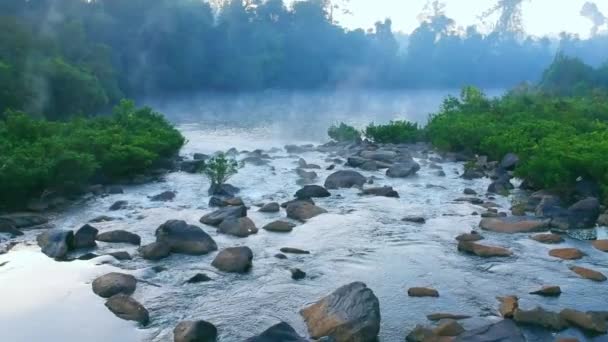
[365,120,421,144]
[328,123,361,142]
[201,153,239,186]
[0,100,184,208]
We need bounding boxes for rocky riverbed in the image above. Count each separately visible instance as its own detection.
[1,124,607,342]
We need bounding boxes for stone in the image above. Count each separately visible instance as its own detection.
[208,183,240,197]
[454,319,525,342]
[181,160,206,173]
[0,213,48,228]
[92,272,137,298]
[434,319,465,337]
[402,216,426,224]
[549,248,585,260]
[592,240,608,252]
[149,190,176,202]
[209,196,244,207]
[530,285,562,297]
[199,206,247,226]
[479,217,549,233]
[295,168,317,181]
[567,197,600,229]
[295,185,331,199]
[156,220,217,255]
[386,160,421,178]
[245,322,307,342]
[426,313,471,321]
[291,268,306,280]
[560,308,607,335]
[263,220,296,233]
[77,253,99,260]
[259,202,280,213]
[569,266,607,282]
[455,232,484,242]
[463,188,477,195]
[360,186,399,198]
[109,200,128,211]
[96,230,141,245]
[274,253,287,259]
[531,233,564,244]
[139,242,171,260]
[513,307,567,331]
[89,215,117,223]
[36,229,74,259]
[108,251,131,260]
[73,224,98,249]
[497,296,518,318]
[174,320,217,342]
[457,241,512,257]
[186,273,212,284]
[300,282,380,341]
[212,247,253,273]
[217,217,258,237]
[105,294,149,325]
[286,201,327,222]
[324,170,367,189]
[280,247,310,254]
[408,287,439,297]
[406,325,435,342]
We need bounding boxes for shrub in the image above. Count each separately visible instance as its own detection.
[365,120,421,144]
[201,153,238,185]
[327,123,361,142]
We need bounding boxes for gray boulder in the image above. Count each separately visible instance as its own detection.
[155,220,217,255]
[259,202,280,213]
[286,201,327,222]
[180,159,206,173]
[454,319,524,342]
[218,217,258,237]
[96,230,141,245]
[73,224,98,249]
[92,272,136,298]
[208,183,240,197]
[386,160,420,178]
[105,294,149,325]
[212,246,253,273]
[295,185,331,199]
[109,200,128,211]
[139,242,171,260]
[324,170,366,189]
[566,197,600,229]
[245,322,307,342]
[263,220,296,233]
[37,229,74,259]
[149,190,176,202]
[200,206,247,226]
[360,186,399,198]
[174,320,217,342]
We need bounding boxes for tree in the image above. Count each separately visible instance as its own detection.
[201,153,239,186]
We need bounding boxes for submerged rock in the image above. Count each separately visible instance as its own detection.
[36,229,74,259]
[212,246,253,273]
[290,268,306,280]
[386,160,420,178]
[174,320,217,342]
[513,307,567,331]
[434,319,465,337]
[457,241,512,257]
[479,217,549,233]
[324,170,367,189]
[280,247,310,254]
[105,294,149,325]
[109,200,128,211]
[407,287,439,297]
[549,248,585,260]
[108,251,131,260]
[156,220,217,255]
[96,230,141,245]
[149,190,176,202]
[402,216,426,224]
[92,272,137,298]
[426,313,471,321]
[186,273,212,284]
[560,308,607,335]
[531,233,564,244]
[245,322,307,342]
[286,201,327,222]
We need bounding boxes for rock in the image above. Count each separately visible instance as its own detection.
[402,216,426,224]
[280,247,310,254]
[487,178,514,194]
[281,198,314,209]
[36,229,74,259]
[326,164,335,170]
[149,190,176,202]
[324,170,367,189]
[360,186,399,198]
[109,200,128,211]
[259,202,280,213]
[454,197,484,205]
[597,214,608,226]
[295,168,317,181]
[0,222,23,237]
[218,217,258,237]
[174,320,217,342]
[245,322,307,342]
[434,319,465,337]
[105,294,149,325]
[569,266,607,282]
[361,150,397,162]
[549,248,585,260]
[455,232,483,242]
[426,313,471,321]
[500,153,519,170]
[530,285,562,297]
[186,273,212,284]
[96,230,141,245]
[386,160,421,178]
[560,308,607,335]
[300,282,380,341]
[408,287,439,297]
[286,201,327,222]
[180,159,206,173]
[464,188,477,195]
[454,319,525,342]
[193,153,208,160]
[208,183,240,197]
[139,242,171,260]
[274,253,287,259]
[479,217,549,233]
[291,268,306,280]
[531,233,564,244]
[200,206,247,226]
[457,241,512,257]
[209,196,243,207]
[212,246,253,273]
[513,307,567,331]
[406,325,435,342]
[567,197,600,229]
[592,240,608,252]
[89,215,117,223]
[92,272,137,298]
[0,213,48,228]
[285,144,314,154]
[295,185,331,199]
[462,168,485,180]
[347,156,369,168]
[108,251,131,260]
[242,156,269,166]
[497,295,518,318]
[511,204,526,216]
[263,220,296,233]
[77,253,99,260]
[73,224,98,249]
[156,220,217,255]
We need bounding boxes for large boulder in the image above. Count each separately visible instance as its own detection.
[73,224,98,249]
[457,241,512,257]
[139,242,171,260]
[218,217,258,237]
[212,246,253,273]
[96,230,141,245]
[180,159,206,173]
[300,282,380,341]
[566,197,600,229]
[324,170,366,189]
[208,183,240,197]
[174,320,218,342]
[487,175,514,194]
[105,294,149,325]
[92,272,137,298]
[286,201,327,222]
[560,308,607,335]
[454,319,525,342]
[36,229,74,259]
[479,217,549,233]
[386,160,420,178]
[245,322,307,342]
[359,186,399,198]
[200,206,247,226]
[295,185,331,199]
[156,220,217,255]
[513,307,566,331]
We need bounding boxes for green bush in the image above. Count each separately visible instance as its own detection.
[327,123,361,142]
[365,120,421,144]
[0,100,184,208]
[201,153,238,185]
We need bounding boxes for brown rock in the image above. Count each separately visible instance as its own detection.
[530,285,561,297]
[426,313,471,321]
[408,287,439,297]
[555,338,580,342]
[549,248,585,260]
[498,296,519,318]
[531,233,564,244]
[105,294,149,325]
[560,308,607,335]
[513,307,567,331]
[569,266,607,282]
[457,241,512,257]
[434,319,465,337]
[592,240,608,252]
[455,232,484,242]
[480,218,549,233]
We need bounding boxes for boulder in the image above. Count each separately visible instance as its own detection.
[286,201,327,222]
[455,231,483,242]
[92,272,137,298]
[295,185,331,199]
[212,247,253,273]
[592,240,608,252]
[96,230,141,245]
[531,233,564,244]
[426,313,471,321]
[324,170,367,189]
[360,150,397,162]
[487,177,514,194]
[434,319,465,337]
[569,266,606,282]
[218,217,258,237]
[566,197,600,229]
[109,200,128,211]
[479,217,549,233]
[530,285,562,297]
[386,160,420,178]
[149,190,176,202]
[180,159,206,173]
[263,220,296,233]
[193,153,208,160]
[281,198,314,209]
[89,215,117,223]
[105,294,149,325]
[513,307,567,331]
[360,186,399,198]
[463,188,477,195]
[454,319,525,342]
[245,322,307,342]
[300,282,380,341]
[406,325,435,342]
[259,202,280,213]
[77,253,99,260]
[500,153,519,170]
[274,253,287,259]
[156,220,217,255]
[208,183,240,197]
[280,247,310,254]
[560,309,607,335]
[454,197,484,205]
[549,248,585,260]
[242,156,269,166]
[457,241,512,257]
[209,196,243,207]
[73,224,98,249]
[402,216,426,224]
[36,229,74,259]
[200,206,247,226]
[291,268,306,280]
[295,168,317,181]
[407,287,439,297]
[497,296,518,318]
[139,242,171,260]
[174,320,217,342]
[109,251,131,260]
[186,273,212,284]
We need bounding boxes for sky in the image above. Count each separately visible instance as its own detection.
[322,0,608,38]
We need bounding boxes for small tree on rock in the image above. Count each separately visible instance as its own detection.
[201,152,238,186]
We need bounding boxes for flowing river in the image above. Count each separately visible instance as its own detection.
[0,90,607,342]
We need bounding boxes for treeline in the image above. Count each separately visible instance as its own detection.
[2,0,608,120]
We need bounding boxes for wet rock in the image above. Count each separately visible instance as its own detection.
[324,170,367,189]
[149,190,176,202]
[434,319,465,337]
[407,287,439,297]
[569,266,607,282]
[497,295,519,318]
[455,231,483,242]
[180,159,206,173]
[295,168,317,182]
[286,201,327,222]
[36,229,74,259]
[454,197,484,205]
[0,222,23,237]
[455,319,525,342]
[208,183,240,197]
[92,272,136,298]
[530,285,562,297]
[326,164,335,171]
[361,150,397,162]
[218,217,258,237]
[156,220,217,255]
[531,233,564,244]
[426,313,471,321]
[435,170,446,177]
[291,268,306,280]
[209,196,244,207]
[549,248,585,260]
[109,200,128,211]
[108,251,131,260]
[281,198,314,209]
[405,325,434,342]
[566,197,600,229]
[139,242,171,260]
[457,241,512,257]
[245,322,307,342]
[463,188,477,195]
[77,253,99,260]
[193,153,209,160]
[386,160,421,178]
[274,253,287,259]
[259,202,280,213]
[73,224,98,249]
[0,213,48,228]
[200,206,247,226]
[513,307,567,331]
[479,217,549,233]
[280,247,310,254]
[300,282,380,341]
[212,246,253,273]
[295,185,331,199]
[186,273,212,284]
[96,230,141,245]
[174,320,217,342]
[597,214,608,226]
[487,177,514,194]
[105,294,149,325]
[89,215,117,223]
[360,186,399,198]
[347,156,369,168]
[560,308,607,335]
[263,220,296,233]
[592,240,608,252]
[402,216,426,224]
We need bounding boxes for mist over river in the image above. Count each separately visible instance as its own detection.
[1,90,607,342]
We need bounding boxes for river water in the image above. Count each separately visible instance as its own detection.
[1,90,607,342]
